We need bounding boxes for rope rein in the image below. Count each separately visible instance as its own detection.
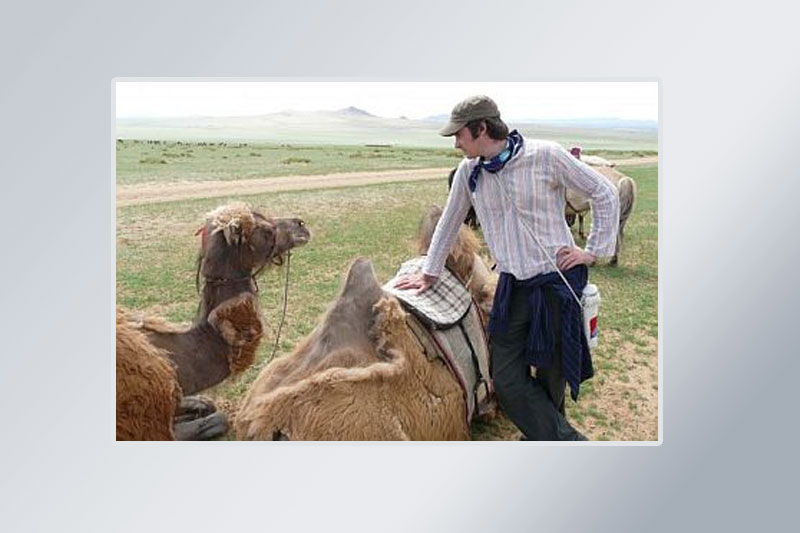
[268,250,292,364]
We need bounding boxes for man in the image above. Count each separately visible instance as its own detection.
[394,95,619,440]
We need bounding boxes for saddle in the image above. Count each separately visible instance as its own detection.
[384,257,494,424]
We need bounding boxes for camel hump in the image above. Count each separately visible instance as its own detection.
[342,257,383,301]
[313,258,383,345]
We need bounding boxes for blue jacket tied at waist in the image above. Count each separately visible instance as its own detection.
[489,265,594,400]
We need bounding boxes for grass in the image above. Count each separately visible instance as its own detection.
[116,139,654,186]
[116,155,658,441]
[116,140,463,186]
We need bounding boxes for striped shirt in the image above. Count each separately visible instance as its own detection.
[423,139,620,280]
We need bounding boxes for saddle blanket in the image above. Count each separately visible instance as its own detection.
[382,257,472,328]
[384,257,493,423]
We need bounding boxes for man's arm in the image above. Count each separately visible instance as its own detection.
[394,162,472,292]
[553,144,620,259]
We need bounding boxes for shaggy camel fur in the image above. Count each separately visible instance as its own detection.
[116,308,181,440]
[235,206,497,441]
[116,203,310,440]
[235,259,468,440]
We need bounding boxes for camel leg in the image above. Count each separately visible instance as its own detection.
[272,430,291,441]
[578,214,586,240]
[610,226,624,267]
[174,412,229,440]
[174,395,217,423]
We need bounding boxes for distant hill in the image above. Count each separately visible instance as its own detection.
[116,109,658,151]
[422,113,450,123]
[337,106,375,117]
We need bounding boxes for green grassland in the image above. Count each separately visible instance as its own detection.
[116,139,657,186]
[116,161,659,441]
[116,140,463,185]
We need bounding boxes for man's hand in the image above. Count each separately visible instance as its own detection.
[556,247,596,270]
[393,273,438,294]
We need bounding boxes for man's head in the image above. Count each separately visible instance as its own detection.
[440,95,509,158]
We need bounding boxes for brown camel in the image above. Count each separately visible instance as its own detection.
[564,153,637,266]
[116,203,310,441]
[235,205,497,441]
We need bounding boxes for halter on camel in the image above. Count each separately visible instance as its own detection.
[194,216,294,365]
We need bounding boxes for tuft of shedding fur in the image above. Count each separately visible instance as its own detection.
[206,202,256,246]
[207,293,264,374]
[116,308,182,440]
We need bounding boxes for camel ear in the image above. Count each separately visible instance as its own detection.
[248,220,277,259]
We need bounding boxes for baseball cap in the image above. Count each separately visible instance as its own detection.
[439,95,501,136]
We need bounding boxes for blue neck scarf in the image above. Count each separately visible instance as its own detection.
[468,129,524,193]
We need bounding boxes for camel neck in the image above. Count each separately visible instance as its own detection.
[198,278,256,322]
[146,322,232,396]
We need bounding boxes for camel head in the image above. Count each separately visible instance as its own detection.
[270,216,312,264]
[416,205,481,285]
[197,202,311,282]
[416,205,496,320]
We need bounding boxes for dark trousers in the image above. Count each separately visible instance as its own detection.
[490,283,587,441]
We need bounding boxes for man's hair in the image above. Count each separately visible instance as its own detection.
[466,117,509,141]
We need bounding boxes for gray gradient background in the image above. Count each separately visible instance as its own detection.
[1,1,795,531]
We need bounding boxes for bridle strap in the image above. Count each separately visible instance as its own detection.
[267,250,292,364]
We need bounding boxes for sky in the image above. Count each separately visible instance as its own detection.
[115,81,659,121]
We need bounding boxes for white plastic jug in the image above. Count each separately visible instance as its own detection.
[582,283,600,349]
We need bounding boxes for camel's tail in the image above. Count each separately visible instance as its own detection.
[617,176,637,230]
[610,176,637,266]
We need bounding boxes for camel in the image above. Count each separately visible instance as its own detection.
[116,202,311,441]
[235,205,498,441]
[565,148,637,266]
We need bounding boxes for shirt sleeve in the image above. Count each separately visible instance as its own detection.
[552,144,620,258]
[422,161,473,277]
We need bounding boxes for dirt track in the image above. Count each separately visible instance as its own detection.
[117,167,454,207]
[116,156,657,207]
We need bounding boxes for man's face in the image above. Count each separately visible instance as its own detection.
[453,125,481,158]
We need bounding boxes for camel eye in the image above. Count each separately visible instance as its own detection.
[298,220,305,227]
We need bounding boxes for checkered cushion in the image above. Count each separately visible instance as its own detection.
[383,257,472,328]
